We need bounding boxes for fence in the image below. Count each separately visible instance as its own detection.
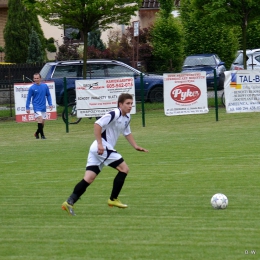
[0,63,45,105]
[0,62,223,119]
[0,63,45,82]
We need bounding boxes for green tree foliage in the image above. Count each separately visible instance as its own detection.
[46,43,57,53]
[151,0,184,72]
[246,19,260,50]
[88,30,106,51]
[191,0,260,69]
[4,0,45,63]
[180,0,240,68]
[27,27,44,63]
[24,0,142,78]
[46,37,57,53]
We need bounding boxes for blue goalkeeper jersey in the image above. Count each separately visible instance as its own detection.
[26,83,52,112]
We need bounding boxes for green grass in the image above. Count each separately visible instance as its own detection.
[1,108,259,259]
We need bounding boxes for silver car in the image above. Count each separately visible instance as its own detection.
[230,49,260,70]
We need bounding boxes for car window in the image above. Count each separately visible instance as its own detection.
[254,55,260,63]
[87,64,106,78]
[214,54,221,64]
[184,56,216,66]
[106,64,136,77]
[40,64,52,79]
[52,65,82,78]
[233,53,244,65]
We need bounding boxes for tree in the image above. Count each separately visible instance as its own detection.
[4,0,45,63]
[27,27,44,63]
[56,43,80,61]
[23,0,142,78]
[246,19,260,50]
[150,0,184,72]
[0,46,4,62]
[191,0,260,69]
[88,30,106,51]
[105,26,154,70]
[180,0,240,68]
[46,38,57,53]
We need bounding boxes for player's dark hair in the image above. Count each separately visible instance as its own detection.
[33,73,41,78]
[117,93,133,107]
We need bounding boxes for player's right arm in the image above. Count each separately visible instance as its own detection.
[26,87,33,113]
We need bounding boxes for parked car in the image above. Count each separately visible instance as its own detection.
[230,49,260,70]
[40,59,164,104]
[181,54,226,90]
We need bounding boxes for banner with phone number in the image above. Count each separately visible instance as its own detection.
[14,81,57,123]
[75,77,136,118]
[224,70,260,113]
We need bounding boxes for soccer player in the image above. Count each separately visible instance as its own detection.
[26,73,53,139]
[62,93,148,216]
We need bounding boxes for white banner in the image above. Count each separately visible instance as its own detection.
[14,81,57,122]
[163,72,208,116]
[75,77,136,118]
[224,70,260,113]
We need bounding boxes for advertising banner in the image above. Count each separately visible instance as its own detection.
[224,70,260,113]
[75,77,136,118]
[163,72,208,116]
[14,81,57,123]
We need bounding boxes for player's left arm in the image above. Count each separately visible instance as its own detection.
[125,133,148,152]
[45,85,53,110]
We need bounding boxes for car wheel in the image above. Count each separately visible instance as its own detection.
[67,90,76,104]
[221,91,225,107]
[218,73,225,90]
[149,86,163,103]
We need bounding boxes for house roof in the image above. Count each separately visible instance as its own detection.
[141,0,160,9]
[141,0,180,9]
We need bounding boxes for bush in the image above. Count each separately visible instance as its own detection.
[56,43,80,61]
[47,37,55,44]
[47,43,57,53]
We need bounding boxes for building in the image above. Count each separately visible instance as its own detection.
[0,0,8,61]
[0,0,63,61]
[0,0,180,61]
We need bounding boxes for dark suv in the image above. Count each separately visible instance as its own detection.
[181,54,226,90]
[40,59,164,104]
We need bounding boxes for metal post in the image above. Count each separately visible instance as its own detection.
[63,77,69,133]
[132,27,135,67]
[140,73,145,127]
[9,83,12,117]
[214,69,218,121]
[7,67,13,117]
[136,34,139,68]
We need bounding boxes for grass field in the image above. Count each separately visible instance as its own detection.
[1,108,259,260]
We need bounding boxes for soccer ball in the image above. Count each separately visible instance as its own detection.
[210,193,228,209]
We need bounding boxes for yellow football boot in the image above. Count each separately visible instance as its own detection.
[62,201,76,216]
[108,198,128,208]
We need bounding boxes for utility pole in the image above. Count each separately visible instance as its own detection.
[133,21,139,68]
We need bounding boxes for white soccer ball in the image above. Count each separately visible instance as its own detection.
[210,193,228,209]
